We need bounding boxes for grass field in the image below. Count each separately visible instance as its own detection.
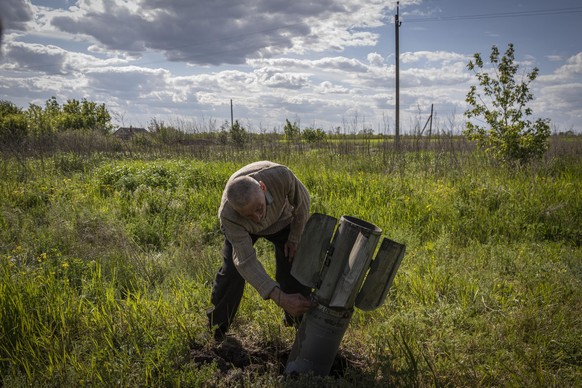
[1,134,581,386]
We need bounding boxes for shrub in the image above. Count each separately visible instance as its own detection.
[302,127,326,143]
[229,120,247,147]
[0,100,28,143]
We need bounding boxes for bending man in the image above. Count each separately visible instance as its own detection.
[207,161,316,340]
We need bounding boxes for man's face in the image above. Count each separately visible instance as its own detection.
[236,184,266,223]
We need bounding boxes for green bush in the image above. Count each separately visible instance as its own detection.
[229,120,247,147]
[1,97,113,142]
[0,100,28,143]
[302,127,326,143]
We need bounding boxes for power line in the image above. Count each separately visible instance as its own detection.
[406,6,582,23]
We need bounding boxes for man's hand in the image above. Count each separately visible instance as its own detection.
[270,287,317,317]
[284,241,298,262]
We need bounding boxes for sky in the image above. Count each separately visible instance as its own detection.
[1,0,581,134]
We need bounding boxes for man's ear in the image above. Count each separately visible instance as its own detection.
[258,181,266,192]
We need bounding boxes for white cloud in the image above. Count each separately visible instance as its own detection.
[1,1,580,133]
[21,0,404,67]
[4,41,69,74]
[367,52,385,66]
[553,52,582,79]
[315,81,350,94]
[255,67,310,89]
[401,50,468,64]
[85,66,170,98]
[0,0,33,31]
[535,83,582,131]
[2,40,130,74]
[46,0,391,65]
[536,53,582,127]
[536,51,582,85]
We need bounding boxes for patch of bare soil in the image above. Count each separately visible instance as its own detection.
[190,333,367,384]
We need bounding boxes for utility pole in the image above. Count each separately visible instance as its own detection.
[230,99,234,129]
[395,1,402,148]
[428,103,433,138]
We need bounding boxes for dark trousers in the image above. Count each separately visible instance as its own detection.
[207,224,311,335]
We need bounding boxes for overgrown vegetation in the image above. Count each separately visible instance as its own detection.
[1,129,580,386]
[0,97,113,143]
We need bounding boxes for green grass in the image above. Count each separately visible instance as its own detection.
[1,141,581,386]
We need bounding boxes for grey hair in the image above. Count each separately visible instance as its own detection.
[226,176,261,210]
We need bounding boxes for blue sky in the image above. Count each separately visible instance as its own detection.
[1,0,581,133]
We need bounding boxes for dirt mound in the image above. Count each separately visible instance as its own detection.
[190,334,367,382]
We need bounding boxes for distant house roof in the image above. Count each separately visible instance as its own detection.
[113,126,148,139]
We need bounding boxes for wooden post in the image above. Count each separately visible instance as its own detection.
[428,103,433,138]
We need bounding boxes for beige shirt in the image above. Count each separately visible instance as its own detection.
[218,161,310,299]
